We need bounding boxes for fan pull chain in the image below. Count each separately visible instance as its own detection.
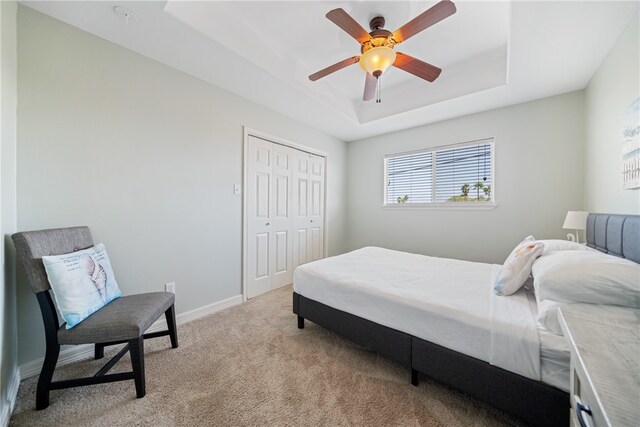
[376,77,382,103]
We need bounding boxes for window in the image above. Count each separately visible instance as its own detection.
[385,138,494,207]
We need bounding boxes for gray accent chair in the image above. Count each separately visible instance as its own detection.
[12,226,178,410]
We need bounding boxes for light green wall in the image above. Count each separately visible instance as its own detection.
[16,5,347,366]
[1,0,19,423]
[11,0,639,389]
[346,92,586,264]
[584,14,640,214]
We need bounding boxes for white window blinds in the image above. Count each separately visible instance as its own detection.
[386,151,433,203]
[385,138,494,206]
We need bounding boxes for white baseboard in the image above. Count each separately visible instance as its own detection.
[150,293,243,331]
[19,294,243,380]
[1,367,21,427]
[147,295,242,334]
[18,343,94,380]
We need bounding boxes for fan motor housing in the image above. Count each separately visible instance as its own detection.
[369,29,391,39]
[361,16,392,53]
[369,16,385,31]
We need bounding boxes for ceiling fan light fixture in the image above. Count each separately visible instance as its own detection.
[359,46,396,76]
[310,4,457,101]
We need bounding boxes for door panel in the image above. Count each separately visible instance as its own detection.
[298,157,308,173]
[275,175,288,218]
[256,173,269,218]
[255,233,269,278]
[296,228,308,266]
[275,151,288,169]
[297,178,308,216]
[269,144,294,289]
[247,136,325,298]
[311,227,322,261]
[247,136,274,298]
[308,154,325,262]
[311,180,321,216]
[293,152,325,269]
[275,231,288,273]
[256,147,270,166]
[311,160,322,176]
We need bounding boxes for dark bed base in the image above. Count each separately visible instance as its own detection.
[293,292,568,427]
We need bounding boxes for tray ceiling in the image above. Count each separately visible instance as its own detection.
[21,1,639,141]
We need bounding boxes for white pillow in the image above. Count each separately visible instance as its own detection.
[535,239,597,255]
[536,299,566,335]
[42,243,122,329]
[494,236,545,296]
[533,250,640,334]
[538,300,640,335]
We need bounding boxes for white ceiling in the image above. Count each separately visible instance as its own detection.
[21,1,639,141]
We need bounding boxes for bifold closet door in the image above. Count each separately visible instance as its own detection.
[246,136,296,299]
[293,152,325,270]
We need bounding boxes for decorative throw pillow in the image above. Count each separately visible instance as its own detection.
[494,236,545,296]
[42,243,122,329]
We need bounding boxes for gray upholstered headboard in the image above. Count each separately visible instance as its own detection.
[586,213,640,264]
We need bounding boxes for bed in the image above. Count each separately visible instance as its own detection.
[292,213,640,427]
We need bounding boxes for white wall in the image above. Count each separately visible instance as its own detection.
[16,6,347,366]
[347,92,585,264]
[584,14,640,214]
[1,0,19,424]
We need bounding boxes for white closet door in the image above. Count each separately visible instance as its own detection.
[247,137,296,299]
[246,136,273,299]
[293,152,325,269]
[293,153,310,269]
[269,144,294,289]
[308,154,325,262]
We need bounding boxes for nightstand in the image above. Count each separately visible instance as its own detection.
[559,306,640,427]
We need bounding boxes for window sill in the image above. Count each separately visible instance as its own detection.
[382,203,498,211]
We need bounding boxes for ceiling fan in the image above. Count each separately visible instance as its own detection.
[308,0,457,103]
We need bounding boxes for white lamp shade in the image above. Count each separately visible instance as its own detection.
[563,211,589,230]
[359,47,396,75]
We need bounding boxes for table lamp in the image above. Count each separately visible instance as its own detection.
[562,211,589,243]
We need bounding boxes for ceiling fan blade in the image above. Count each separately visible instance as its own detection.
[393,52,442,82]
[391,0,457,44]
[363,73,376,101]
[308,56,360,81]
[326,8,371,44]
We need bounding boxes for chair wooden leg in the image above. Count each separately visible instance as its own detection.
[36,342,60,410]
[128,337,146,398]
[164,304,178,349]
[95,343,105,359]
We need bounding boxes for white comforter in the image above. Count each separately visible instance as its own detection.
[294,247,541,381]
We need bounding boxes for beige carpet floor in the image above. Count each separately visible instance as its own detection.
[11,286,522,426]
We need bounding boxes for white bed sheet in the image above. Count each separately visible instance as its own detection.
[539,325,570,392]
[490,285,541,380]
[537,303,640,393]
[293,246,540,380]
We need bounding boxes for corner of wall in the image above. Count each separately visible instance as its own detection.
[1,0,20,425]
[0,367,19,427]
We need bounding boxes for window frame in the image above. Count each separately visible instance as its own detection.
[383,137,497,210]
